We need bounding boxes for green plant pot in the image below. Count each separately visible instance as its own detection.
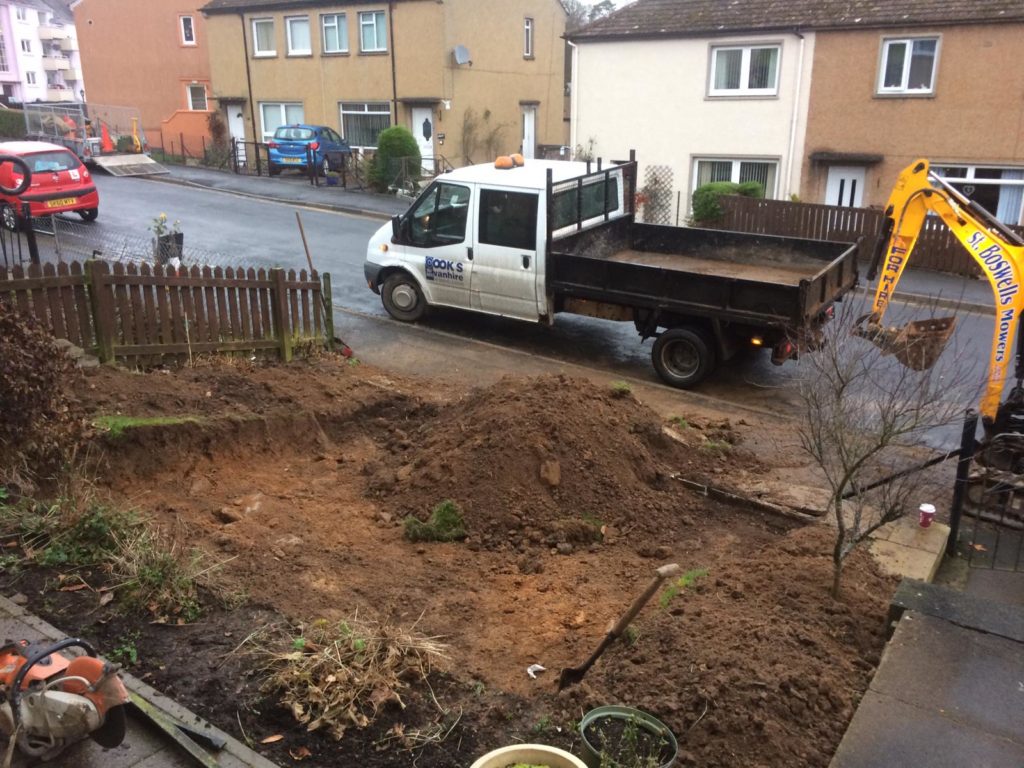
[469,743,587,768]
[579,706,678,768]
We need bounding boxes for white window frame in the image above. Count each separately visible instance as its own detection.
[180,15,196,46]
[708,44,781,97]
[252,17,276,57]
[934,164,1024,225]
[321,13,348,54]
[25,71,35,85]
[15,7,26,21]
[339,101,391,149]
[877,36,939,95]
[259,102,305,141]
[524,17,534,58]
[20,39,30,54]
[358,11,386,53]
[285,15,311,56]
[691,157,780,198]
[187,83,208,111]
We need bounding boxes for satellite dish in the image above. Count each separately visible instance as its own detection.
[453,45,472,66]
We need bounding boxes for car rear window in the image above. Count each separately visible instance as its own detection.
[25,150,79,173]
[274,127,314,141]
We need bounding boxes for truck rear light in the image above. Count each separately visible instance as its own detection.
[750,336,763,346]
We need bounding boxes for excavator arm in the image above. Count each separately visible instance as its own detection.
[858,158,1024,424]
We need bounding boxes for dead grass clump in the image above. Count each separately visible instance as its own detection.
[251,614,448,740]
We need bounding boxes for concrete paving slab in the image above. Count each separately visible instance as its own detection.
[830,687,1024,768]
[869,613,1024,744]
[875,517,948,554]
[966,568,1024,607]
[890,579,1024,643]
[869,537,945,582]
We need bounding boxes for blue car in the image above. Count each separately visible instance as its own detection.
[267,124,351,176]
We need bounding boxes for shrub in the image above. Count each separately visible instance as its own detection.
[404,500,466,542]
[369,126,420,192]
[0,109,25,140]
[0,302,83,486]
[691,180,763,224]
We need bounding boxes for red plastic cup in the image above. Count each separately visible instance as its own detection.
[918,503,936,528]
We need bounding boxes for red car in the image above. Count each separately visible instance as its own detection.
[0,141,99,228]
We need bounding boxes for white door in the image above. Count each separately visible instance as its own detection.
[411,107,434,175]
[470,187,541,320]
[825,166,865,207]
[521,106,536,160]
[227,107,246,164]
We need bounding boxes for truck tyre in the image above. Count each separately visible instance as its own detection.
[381,272,427,322]
[652,327,716,388]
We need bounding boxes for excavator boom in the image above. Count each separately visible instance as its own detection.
[858,158,1024,424]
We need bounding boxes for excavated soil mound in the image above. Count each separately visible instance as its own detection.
[568,525,894,768]
[371,374,749,548]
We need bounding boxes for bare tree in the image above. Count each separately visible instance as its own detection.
[563,0,616,31]
[796,298,979,598]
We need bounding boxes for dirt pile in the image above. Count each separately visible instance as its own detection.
[370,375,712,548]
[572,525,894,768]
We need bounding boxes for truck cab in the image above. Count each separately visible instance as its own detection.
[364,159,626,323]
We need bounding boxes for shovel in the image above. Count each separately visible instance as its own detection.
[557,563,679,692]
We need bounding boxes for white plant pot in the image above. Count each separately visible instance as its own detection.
[469,743,587,768]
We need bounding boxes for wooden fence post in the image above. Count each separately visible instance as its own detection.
[270,267,293,362]
[85,260,115,362]
[321,272,335,351]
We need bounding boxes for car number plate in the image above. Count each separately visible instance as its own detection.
[283,157,302,164]
[46,197,77,208]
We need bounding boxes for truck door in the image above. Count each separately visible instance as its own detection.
[403,180,474,308]
[470,187,541,320]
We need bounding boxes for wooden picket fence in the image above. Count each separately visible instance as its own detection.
[715,195,1024,278]
[0,260,334,366]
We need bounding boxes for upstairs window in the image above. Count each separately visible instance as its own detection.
[322,13,348,54]
[524,17,534,58]
[359,11,386,53]
[709,44,779,96]
[286,16,311,55]
[879,37,938,95]
[180,15,196,45]
[0,31,8,72]
[15,7,26,21]
[252,18,275,57]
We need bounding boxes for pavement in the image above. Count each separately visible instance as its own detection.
[0,594,277,768]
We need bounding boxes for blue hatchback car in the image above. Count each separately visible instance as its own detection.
[267,124,351,176]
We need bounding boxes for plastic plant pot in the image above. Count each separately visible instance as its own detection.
[578,706,678,768]
[469,743,588,768]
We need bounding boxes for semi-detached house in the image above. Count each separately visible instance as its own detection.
[569,0,1024,226]
[200,0,568,168]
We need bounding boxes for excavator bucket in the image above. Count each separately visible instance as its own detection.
[855,317,956,371]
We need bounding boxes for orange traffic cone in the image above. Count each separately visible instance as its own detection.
[100,123,114,153]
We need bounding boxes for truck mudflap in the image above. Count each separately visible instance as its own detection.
[771,305,835,365]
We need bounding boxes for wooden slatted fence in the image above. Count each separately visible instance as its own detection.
[0,260,333,366]
[714,195,1024,278]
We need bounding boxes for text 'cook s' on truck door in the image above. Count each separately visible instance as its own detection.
[407,181,474,307]
[471,187,540,320]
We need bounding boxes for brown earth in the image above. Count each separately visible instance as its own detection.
[5,357,895,768]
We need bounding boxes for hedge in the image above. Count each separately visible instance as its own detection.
[691,180,764,224]
[0,109,25,140]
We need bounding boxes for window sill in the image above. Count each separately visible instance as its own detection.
[286,52,313,57]
[705,93,779,100]
[322,51,350,57]
[359,50,388,56]
[181,42,198,48]
[523,54,535,60]
[253,52,277,58]
[873,91,935,99]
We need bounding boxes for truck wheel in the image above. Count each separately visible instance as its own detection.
[381,273,426,322]
[652,327,716,388]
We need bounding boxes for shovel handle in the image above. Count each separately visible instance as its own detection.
[609,563,679,638]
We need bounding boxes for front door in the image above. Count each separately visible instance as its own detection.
[520,105,536,160]
[411,107,434,175]
[470,187,540,320]
[825,166,865,207]
[226,106,246,164]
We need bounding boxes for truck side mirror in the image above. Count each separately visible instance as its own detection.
[391,214,402,242]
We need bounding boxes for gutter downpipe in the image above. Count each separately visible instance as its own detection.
[241,12,258,144]
[784,30,806,199]
[566,38,578,156]
[388,1,399,125]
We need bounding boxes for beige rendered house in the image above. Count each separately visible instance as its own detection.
[570,0,1024,226]
[72,0,214,154]
[200,0,568,168]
